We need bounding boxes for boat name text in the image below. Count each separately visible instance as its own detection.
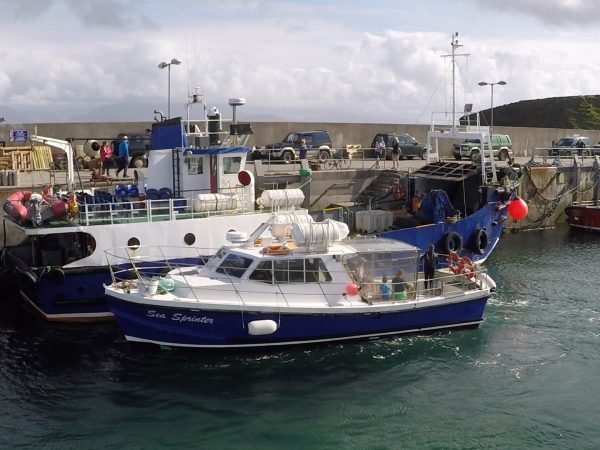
[146,310,214,324]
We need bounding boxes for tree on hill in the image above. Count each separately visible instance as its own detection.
[463,95,600,129]
[567,96,600,130]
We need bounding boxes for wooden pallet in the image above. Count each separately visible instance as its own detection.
[0,145,54,170]
[32,146,53,170]
[0,156,12,169]
[10,150,33,171]
[345,144,363,159]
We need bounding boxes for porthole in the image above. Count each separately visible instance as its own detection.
[184,233,196,245]
[127,237,141,250]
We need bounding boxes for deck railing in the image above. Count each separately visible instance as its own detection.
[105,245,490,306]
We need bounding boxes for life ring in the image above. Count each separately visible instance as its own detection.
[263,245,290,256]
[442,232,463,254]
[458,256,477,281]
[472,229,488,255]
[447,251,460,274]
[392,184,405,200]
[46,268,65,285]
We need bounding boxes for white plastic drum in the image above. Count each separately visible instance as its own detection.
[258,189,305,208]
[271,213,313,239]
[193,193,238,212]
[292,220,349,246]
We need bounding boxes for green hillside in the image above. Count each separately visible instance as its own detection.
[467,95,600,129]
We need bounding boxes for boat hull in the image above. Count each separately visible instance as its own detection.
[106,295,489,348]
[10,257,203,322]
[379,197,508,264]
[13,265,112,322]
[565,204,600,232]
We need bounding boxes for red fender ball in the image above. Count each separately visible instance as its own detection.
[508,197,528,221]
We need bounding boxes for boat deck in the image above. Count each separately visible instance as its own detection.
[114,272,484,313]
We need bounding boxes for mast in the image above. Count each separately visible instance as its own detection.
[449,32,468,133]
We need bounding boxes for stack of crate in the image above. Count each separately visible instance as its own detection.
[0,145,53,170]
[345,144,362,159]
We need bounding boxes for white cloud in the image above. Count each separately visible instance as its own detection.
[1,0,600,124]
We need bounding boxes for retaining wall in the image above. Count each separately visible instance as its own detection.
[2,121,600,158]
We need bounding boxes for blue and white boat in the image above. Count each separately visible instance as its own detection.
[349,34,520,264]
[3,100,307,322]
[103,214,494,349]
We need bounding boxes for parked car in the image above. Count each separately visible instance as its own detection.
[253,130,333,162]
[370,132,428,160]
[547,136,592,157]
[452,134,513,161]
[113,133,150,168]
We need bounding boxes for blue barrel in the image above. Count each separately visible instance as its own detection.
[127,184,139,196]
[115,187,128,199]
[146,188,159,200]
[158,187,172,199]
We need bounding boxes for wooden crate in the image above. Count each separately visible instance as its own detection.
[10,150,33,171]
[32,146,53,170]
[345,144,363,159]
[0,145,53,170]
[0,156,12,169]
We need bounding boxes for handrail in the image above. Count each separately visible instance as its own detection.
[105,245,490,303]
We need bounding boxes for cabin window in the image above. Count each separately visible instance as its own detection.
[223,156,242,174]
[216,253,253,278]
[272,258,331,283]
[305,258,332,282]
[184,233,196,245]
[249,260,273,284]
[186,155,204,175]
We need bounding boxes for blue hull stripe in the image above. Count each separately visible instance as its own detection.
[108,296,488,348]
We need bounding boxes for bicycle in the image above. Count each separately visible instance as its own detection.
[326,154,351,170]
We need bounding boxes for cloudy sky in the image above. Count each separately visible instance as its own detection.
[0,0,598,124]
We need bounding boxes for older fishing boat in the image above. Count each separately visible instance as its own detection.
[3,99,307,322]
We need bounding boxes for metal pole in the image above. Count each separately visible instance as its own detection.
[167,64,171,119]
[490,84,494,137]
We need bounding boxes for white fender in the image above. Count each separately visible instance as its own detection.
[477,272,496,291]
[247,320,278,336]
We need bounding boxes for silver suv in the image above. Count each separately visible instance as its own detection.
[453,134,513,161]
[254,130,332,162]
[547,136,592,156]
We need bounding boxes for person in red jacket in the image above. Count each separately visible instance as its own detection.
[99,141,112,177]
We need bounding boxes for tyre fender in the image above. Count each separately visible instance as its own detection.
[472,229,489,255]
[442,232,463,254]
[46,268,65,285]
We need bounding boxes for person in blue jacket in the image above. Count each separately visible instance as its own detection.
[115,135,130,178]
[379,276,392,300]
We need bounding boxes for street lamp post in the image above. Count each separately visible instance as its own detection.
[158,58,182,119]
[478,80,507,136]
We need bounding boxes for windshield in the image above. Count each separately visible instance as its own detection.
[283,133,300,144]
[556,138,574,147]
[464,139,480,144]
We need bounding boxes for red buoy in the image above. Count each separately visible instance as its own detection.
[345,283,359,296]
[508,197,528,221]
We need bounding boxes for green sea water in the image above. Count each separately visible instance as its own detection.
[1,225,599,449]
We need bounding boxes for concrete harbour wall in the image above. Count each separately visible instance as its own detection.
[2,121,600,158]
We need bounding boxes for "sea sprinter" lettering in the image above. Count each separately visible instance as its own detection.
[147,310,214,324]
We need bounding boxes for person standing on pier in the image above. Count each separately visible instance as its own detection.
[115,135,129,178]
[299,138,308,160]
[99,141,112,177]
[391,137,401,169]
[375,136,386,168]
